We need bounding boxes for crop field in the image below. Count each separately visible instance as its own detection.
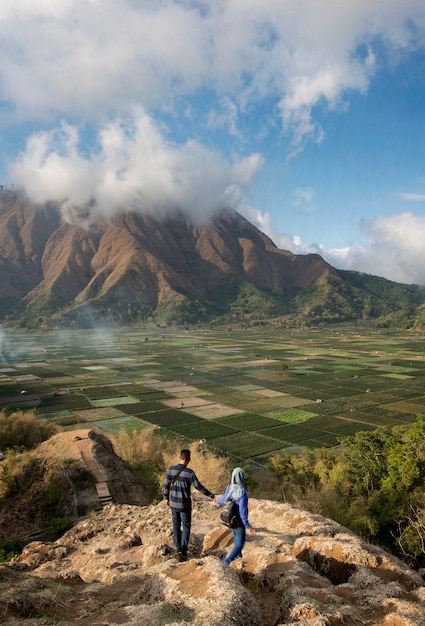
[1,324,425,464]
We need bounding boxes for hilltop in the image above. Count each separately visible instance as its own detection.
[1,430,425,625]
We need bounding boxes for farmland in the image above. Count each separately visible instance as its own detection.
[1,324,425,464]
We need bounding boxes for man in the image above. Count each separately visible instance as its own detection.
[164,448,215,561]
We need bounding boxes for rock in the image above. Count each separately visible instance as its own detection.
[5,498,424,625]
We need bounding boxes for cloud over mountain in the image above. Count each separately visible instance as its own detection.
[9,111,262,225]
[2,1,425,284]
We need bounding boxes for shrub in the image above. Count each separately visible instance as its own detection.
[112,428,165,469]
[112,428,231,495]
[0,537,27,562]
[45,517,73,540]
[0,451,38,498]
[161,440,231,494]
[0,409,57,451]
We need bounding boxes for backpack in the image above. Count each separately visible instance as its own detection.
[220,498,240,528]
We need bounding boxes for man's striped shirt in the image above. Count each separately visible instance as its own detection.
[164,463,214,511]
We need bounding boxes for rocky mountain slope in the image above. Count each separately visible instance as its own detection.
[1,188,423,326]
[0,188,336,305]
[1,430,425,625]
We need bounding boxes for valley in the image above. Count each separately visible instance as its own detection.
[1,323,425,464]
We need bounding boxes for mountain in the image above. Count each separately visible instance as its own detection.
[1,430,424,626]
[0,188,424,327]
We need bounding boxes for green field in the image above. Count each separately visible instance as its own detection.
[1,324,425,464]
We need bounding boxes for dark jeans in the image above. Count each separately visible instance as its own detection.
[171,509,191,556]
[223,526,246,564]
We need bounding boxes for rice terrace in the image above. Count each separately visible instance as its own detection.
[1,324,425,465]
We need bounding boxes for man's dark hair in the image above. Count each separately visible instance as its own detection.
[180,449,191,462]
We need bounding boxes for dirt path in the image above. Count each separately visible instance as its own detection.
[38,429,113,507]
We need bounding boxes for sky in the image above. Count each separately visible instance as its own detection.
[1,1,425,285]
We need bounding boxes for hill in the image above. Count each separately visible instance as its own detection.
[0,430,151,543]
[1,430,424,626]
[0,188,424,327]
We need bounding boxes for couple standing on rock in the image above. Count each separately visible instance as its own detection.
[164,449,256,564]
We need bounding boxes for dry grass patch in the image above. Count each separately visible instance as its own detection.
[161,397,213,408]
[73,407,125,421]
[253,389,287,397]
[161,440,232,494]
[186,404,244,419]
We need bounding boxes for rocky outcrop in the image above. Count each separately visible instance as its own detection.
[4,497,425,626]
[1,429,424,625]
[0,430,150,542]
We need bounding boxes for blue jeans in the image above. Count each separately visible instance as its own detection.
[223,526,246,564]
[171,509,191,556]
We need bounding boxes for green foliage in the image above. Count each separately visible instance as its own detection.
[376,303,425,330]
[45,517,73,540]
[43,472,66,512]
[69,467,96,488]
[216,279,289,317]
[0,449,19,494]
[0,452,39,498]
[132,464,162,503]
[340,271,424,309]
[155,293,214,325]
[8,263,425,328]
[0,455,71,533]
[0,537,27,562]
[339,428,397,495]
[268,415,425,568]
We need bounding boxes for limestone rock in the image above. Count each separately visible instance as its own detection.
[2,497,424,625]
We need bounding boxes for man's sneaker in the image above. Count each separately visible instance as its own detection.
[178,551,188,562]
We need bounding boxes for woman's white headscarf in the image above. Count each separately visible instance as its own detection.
[228,467,245,500]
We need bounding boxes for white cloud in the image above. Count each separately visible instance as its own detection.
[254,211,425,287]
[242,205,311,255]
[396,192,425,201]
[354,212,425,285]
[1,1,424,130]
[291,187,316,215]
[9,109,263,224]
[2,0,425,252]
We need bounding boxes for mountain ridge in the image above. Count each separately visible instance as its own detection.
[0,189,423,327]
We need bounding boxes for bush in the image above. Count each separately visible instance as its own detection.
[267,415,425,568]
[161,439,231,494]
[45,517,73,540]
[112,428,231,496]
[0,537,27,562]
[0,409,57,451]
[0,451,38,498]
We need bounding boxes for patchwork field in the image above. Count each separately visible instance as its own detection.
[1,324,425,464]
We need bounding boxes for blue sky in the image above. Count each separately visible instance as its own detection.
[1,1,425,285]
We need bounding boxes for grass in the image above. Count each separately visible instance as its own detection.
[262,408,319,422]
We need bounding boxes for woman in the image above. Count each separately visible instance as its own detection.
[215,467,256,564]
